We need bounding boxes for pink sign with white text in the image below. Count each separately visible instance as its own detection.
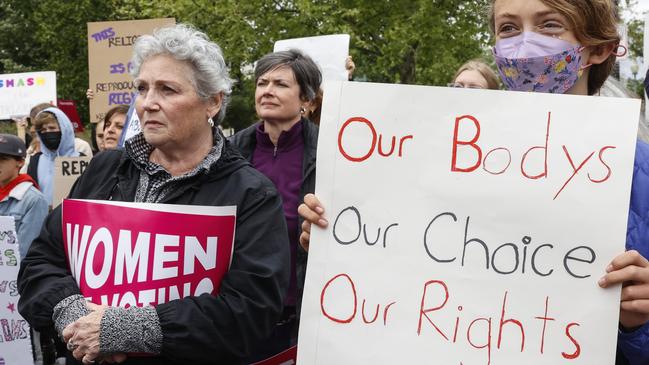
[62,199,236,307]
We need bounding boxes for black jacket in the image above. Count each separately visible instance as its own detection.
[229,118,317,312]
[17,137,290,365]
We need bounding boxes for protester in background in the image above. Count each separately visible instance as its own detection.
[20,104,49,174]
[28,103,93,158]
[230,49,321,362]
[27,123,39,156]
[0,134,47,259]
[304,88,323,125]
[346,55,355,81]
[102,104,129,150]
[449,59,500,90]
[86,90,102,154]
[18,23,289,365]
[298,1,649,364]
[90,121,105,153]
[87,89,129,151]
[26,107,81,206]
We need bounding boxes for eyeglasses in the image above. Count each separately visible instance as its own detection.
[447,83,485,89]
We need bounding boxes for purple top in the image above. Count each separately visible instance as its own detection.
[252,120,304,306]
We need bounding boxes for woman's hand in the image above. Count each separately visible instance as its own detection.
[345,55,355,80]
[86,89,94,100]
[298,193,328,251]
[599,250,649,330]
[62,302,111,364]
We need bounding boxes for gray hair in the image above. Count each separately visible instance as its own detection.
[255,49,322,102]
[130,23,234,122]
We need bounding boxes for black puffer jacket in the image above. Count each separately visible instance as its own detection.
[17,136,290,365]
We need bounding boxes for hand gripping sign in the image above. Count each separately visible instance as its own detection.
[298,81,640,365]
[62,200,235,307]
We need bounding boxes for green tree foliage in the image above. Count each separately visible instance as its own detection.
[0,0,491,130]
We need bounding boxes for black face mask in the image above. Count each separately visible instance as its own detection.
[39,131,62,151]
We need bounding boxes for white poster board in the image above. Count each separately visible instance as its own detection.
[0,71,57,119]
[274,34,350,81]
[118,100,140,146]
[298,82,640,365]
[0,216,32,364]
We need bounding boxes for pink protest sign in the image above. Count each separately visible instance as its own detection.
[62,199,236,307]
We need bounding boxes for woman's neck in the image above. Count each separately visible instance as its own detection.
[149,129,214,177]
[263,116,301,145]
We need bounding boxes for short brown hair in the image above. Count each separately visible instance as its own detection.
[103,105,129,130]
[33,111,59,131]
[255,49,322,102]
[453,59,500,90]
[489,0,620,95]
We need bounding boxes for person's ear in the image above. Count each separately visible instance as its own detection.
[585,43,618,66]
[206,93,223,119]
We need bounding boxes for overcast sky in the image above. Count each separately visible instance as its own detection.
[635,0,649,15]
[638,0,649,12]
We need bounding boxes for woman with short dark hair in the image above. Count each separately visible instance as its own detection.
[102,104,129,150]
[230,49,322,361]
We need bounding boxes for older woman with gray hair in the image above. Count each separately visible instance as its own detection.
[18,24,289,364]
[230,49,321,362]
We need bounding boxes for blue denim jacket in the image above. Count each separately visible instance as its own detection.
[0,181,48,259]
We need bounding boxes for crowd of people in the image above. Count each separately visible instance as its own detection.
[2,0,646,364]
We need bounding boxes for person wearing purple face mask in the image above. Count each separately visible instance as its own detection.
[493,31,587,93]
[298,1,649,364]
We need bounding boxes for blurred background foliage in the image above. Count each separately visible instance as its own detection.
[0,0,491,131]
[0,0,644,131]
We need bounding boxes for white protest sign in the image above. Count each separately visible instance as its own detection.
[53,156,92,206]
[274,34,350,81]
[118,100,140,146]
[0,71,57,119]
[298,82,640,365]
[0,216,32,364]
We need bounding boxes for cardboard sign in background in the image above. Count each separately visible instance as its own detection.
[87,18,175,124]
[0,216,32,365]
[62,200,236,307]
[53,156,92,207]
[0,71,56,119]
[298,82,640,365]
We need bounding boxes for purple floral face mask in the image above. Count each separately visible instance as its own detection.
[493,32,583,93]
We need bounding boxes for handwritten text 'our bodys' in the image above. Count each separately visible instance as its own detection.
[336,112,616,200]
